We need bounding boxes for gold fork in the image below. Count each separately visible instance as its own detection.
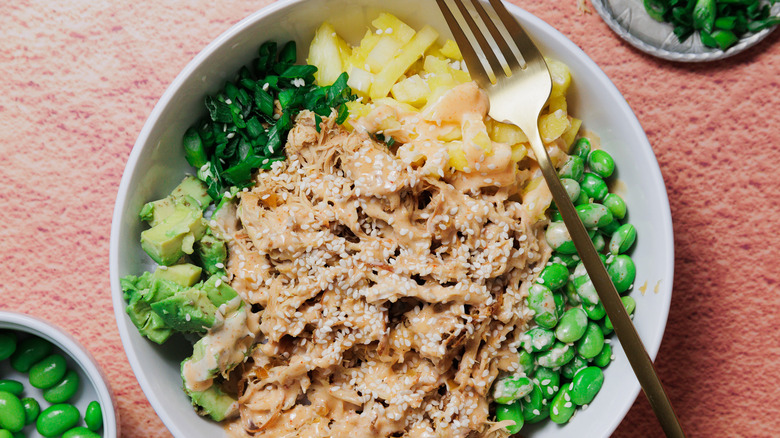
[435,0,685,436]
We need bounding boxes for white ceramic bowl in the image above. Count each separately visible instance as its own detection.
[0,311,118,437]
[110,1,674,436]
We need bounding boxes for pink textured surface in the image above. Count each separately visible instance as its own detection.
[1,1,778,437]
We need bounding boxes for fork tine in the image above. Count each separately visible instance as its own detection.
[448,0,506,80]
[487,0,547,69]
[467,0,522,72]
[435,0,491,87]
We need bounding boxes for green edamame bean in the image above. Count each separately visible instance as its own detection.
[495,402,523,434]
[0,382,22,397]
[0,391,25,432]
[574,277,599,307]
[576,322,605,359]
[517,350,535,376]
[0,430,12,438]
[0,332,17,361]
[43,369,80,404]
[560,178,581,202]
[10,337,52,373]
[587,150,615,178]
[609,224,637,255]
[575,203,613,228]
[593,343,613,368]
[539,263,569,290]
[492,375,534,404]
[520,383,546,422]
[603,193,627,220]
[571,137,591,161]
[84,401,102,432]
[551,253,579,268]
[36,404,80,438]
[604,296,637,331]
[554,292,566,316]
[598,318,613,336]
[564,281,581,305]
[21,397,39,425]
[522,328,555,353]
[558,155,584,182]
[545,222,575,255]
[550,209,563,222]
[608,255,636,293]
[561,354,589,380]
[549,385,576,424]
[584,301,606,320]
[63,426,101,438]
[555,308,588,343]
[600,218,621,235]
[527,284,558,329]
[580,173,608,201]
[29,354,67,389]
[536,342,575,368]
[534,367,560,400]
[570,366,604,405]
[591,232,606,252]
[574,189,590,206]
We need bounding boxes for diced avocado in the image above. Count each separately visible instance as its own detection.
[139,312,174,344]
[153,263,203,287]
[122,275,183,344]
[140,198,177,227]
[150,288,217,333]
[201,275,238,308]
[140,196,207,266]
[187,385,238,422]
[194,234,227,276]
[171,175,212,210]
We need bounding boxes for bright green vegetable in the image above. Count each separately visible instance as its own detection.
[580,173,608,201]
[602,193,627,219]
[571,137,591,161]
[561,355,589,380]
[495,401,524,433]
[693,0,716,32]
[576,322,605,359]
[587,150,615,178]
[549,385,576,424]
[63,427,101,438]
[10,337,52,373]
[608,254,637,293]
[591,232,606,252]
[575,203,613,228]
[604,296,637,331]
[560,178,581,202]
[517,350,535,376]
[564,281,581,305]
[600,218,621,235]
[519,383,546,422]
[523,327,555,353]
[536,342,575,368]
[574,189,590,206]
[0,391,25,433]
[593,343,614,368]
[492,376,534,404]
[555,308,588,343]
[84,401,103,432]
[574,276,599,307]
[534,367,560,400]
[545,222,576,254]
[584,301,607,320]
[558,155,584,182]
[527,284,558,329]
[552,253,580,268]
[29,354,67,389]
[36,404,81,438]
[0,430,11,438]
[553,292,566,317]
[21,397,39,425]
[570,367,605,405]
[0,332,17,361]
[0,382,22,397]
[43,369,80,404]
[609,223,637,255]
[539,263,569,290]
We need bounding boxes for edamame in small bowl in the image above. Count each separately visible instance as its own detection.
[0,312,117,438]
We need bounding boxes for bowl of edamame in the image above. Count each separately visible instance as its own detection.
[0,312,117,438]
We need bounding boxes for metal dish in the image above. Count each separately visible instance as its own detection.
[590,0,779,62]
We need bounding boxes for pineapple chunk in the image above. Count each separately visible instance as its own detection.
[307,22,349,86]
[423,55,450,74]
[448,141,469,171]
[391,74,431,107]
[371,13,415,44]
[343,101,372,130]
[546,58,572,98]
[437,125,462,142]
[539,109,570,143]
[440,39,463,60]
[487,119,529,145]
[349,30,382,70]
[365,36,403,73]
[370,25,439,100]
[548,95,567,114]
[511,143,528,162]
[347,67,374,98]
[560,117,583,152]
[463,119,492,154]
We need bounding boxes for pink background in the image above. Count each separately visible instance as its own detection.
[2,0,779,436]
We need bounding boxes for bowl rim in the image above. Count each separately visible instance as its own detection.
[0,311,119,438]
[110,1,675,436]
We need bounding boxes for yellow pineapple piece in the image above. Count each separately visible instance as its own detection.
[370,25,439,99]
[511,143,528,162]
[391,74,431,107]
[487,119,529,145]
[347,66,374,98]
[560,117,583,152]
[440,39,463,60]
[348,30,382,70]
[423,55,450,74]
[546,58,572,98]
[371,13,416,44]
[343,101,372,130]
[538,109,571,143]
[548,95,567,114]
[307,22,349,86]
[436,125,462,142]
[365,36,403,73]
[447,141,469,171]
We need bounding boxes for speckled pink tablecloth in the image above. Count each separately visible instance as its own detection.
[1,1,779,437]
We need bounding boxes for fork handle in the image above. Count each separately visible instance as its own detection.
[522,125,686,438]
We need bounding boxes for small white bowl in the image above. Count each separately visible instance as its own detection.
[111,1,674,437]
[0,311,118,438]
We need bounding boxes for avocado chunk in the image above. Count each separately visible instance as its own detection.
[187,385,238,422]
[140,196,207,266]
[140,176,212,226]
[153,263,203,287]
[201,275,239,308]
[194,234,227,276]
[150,288,217,333]
[121,273,183,344]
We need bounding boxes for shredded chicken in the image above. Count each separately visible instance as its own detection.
[214,103,553,438]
